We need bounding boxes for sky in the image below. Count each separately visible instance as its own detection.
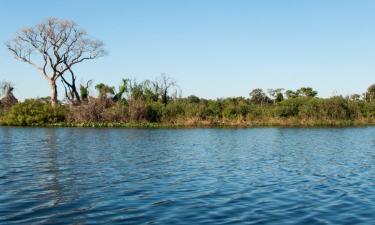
[0,0,375,100]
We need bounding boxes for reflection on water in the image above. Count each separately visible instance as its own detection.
[1,127,375,224]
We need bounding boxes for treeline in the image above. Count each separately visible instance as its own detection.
[1,77,375,127]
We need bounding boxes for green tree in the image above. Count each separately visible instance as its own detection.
[95,83,115,98]
[80,80,92,101]
[268,88,284,103]
[285,90,298,99]
[296,87,318,98]
[249,89,270,105]
[113,79,130,102]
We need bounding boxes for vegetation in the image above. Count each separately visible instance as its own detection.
[1,17,375,128]
[0,99,65,126]
[1,77,375,127]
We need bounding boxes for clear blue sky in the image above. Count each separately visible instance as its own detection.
[0,0,375,100]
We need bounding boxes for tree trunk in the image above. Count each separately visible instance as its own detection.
[71,79,81,104]
[50,80,58,108]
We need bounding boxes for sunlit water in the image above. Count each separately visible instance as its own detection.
[1,127,375,224]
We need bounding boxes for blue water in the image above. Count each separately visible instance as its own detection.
[1,127,375,224]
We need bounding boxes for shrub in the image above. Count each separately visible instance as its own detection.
[362,101,375,117]
[222,104,238,119]
[1,99,66,126]
[164,101,185,121]
[67,98,112,123]
[206,100,223,118]
[183,102,200,118]
[145,102,164,122]
[274,97,308,117]
[128,99,147,121]
[102,102,129,122]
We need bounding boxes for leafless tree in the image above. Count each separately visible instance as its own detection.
[157,74,179,104]
[61,67,80,104]
[6,17,106,107]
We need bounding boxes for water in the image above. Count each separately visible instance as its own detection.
[1,127,375,224]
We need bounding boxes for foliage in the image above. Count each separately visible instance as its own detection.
[1,99,65,125]
[249,89,271,104]
[95,83,115,98]
[296,87,318,98]
[80,80,92,101]
[1,76,375,127]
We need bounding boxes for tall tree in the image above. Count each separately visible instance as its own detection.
[285,90,298,99]
[158,75,178,105]
[296,87,318,98]
[6,17,106,107]
[95,83,115,99]
[268,88,284,103]
[249,88,271,105]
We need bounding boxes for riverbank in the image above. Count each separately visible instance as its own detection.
[1,117,374,128]
[1,96,375,128]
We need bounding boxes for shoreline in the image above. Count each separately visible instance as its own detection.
[1,119,374,128]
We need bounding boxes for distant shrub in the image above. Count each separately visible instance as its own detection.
[222,104,238,119]
[128,99,147,121]
[164,101,185,120]
[299,97,358,120]
[206,100,223,118]
[274,97,308,117]
[187,95,200,104]
[102,103,129,122]
[362,101,375,117]
[2,99,66,126]
[246,105,266,120]
[145,102,164,122]
[67,98,112,123]
[183,102,200,118]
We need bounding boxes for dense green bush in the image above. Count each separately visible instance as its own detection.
[164,101,185,120]
[298,97,358,120]
[145,102,164,122]
[362,101,375,117]
[274,98,308,117]
[1,99,66,125]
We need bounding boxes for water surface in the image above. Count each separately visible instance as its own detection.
[1,127,375,224]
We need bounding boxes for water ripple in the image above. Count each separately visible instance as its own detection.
[1,127,375,224]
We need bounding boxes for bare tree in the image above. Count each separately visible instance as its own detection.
[158,74,179,105]
[6,17,106,107]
